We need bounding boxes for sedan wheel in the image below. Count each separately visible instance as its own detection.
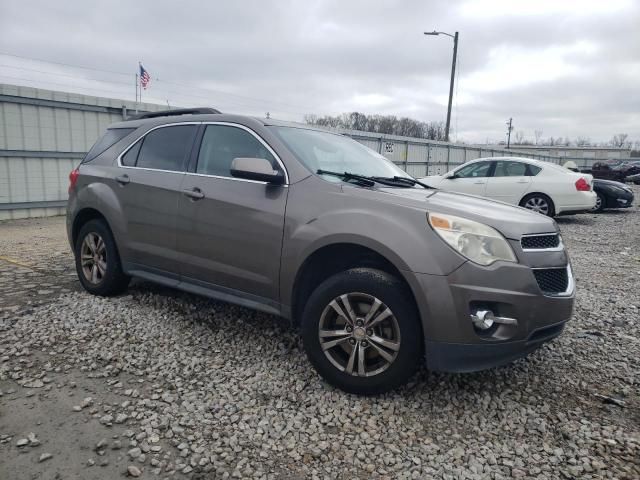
[318,292,401,377]
[524,196,550,215]
[80,232,107,284]
[591,192,604,212]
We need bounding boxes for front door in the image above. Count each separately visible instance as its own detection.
[485,160,532,205]
[177,123,288,302]
[113,124,197,276]
[441,160,494,197]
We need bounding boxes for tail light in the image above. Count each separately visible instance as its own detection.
[68,168,80,194]
[575,177,590,191]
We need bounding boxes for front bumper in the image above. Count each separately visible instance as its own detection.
[426,320,566,372]
[411,260,574,372]
[609,191,634,208]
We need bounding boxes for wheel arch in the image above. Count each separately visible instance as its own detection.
[290,242,422,328]
[71,208,111,247]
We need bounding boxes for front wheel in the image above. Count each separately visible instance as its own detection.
[520,193,555,217]
[591,192,605,213]
[301,268,423,395]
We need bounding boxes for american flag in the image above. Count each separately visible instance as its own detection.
[139,64,151,89]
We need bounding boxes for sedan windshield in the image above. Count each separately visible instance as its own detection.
[270,126,412,182]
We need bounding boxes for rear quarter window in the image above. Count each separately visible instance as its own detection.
[83,128,136,163]
[527,165,542,176]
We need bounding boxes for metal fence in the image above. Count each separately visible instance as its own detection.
[0,84,162,220]
[0,83,607,220]
[344,130,595,178]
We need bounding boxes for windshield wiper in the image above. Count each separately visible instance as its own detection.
[372,176,434,189]
[316,169,376,187]
[317,170,433,189]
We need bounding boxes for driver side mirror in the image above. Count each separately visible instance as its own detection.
[445,172,459,179]
[230,157,285,184]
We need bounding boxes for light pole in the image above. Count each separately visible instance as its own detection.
[424,30,458,142]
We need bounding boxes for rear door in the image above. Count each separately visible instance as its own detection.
[176,123,288,302]
[114,123,198,276]
[485,160,532,205]
[439,160,493,197]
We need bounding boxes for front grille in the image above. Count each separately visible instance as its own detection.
[533,268,569,294]
[521,234,560,250]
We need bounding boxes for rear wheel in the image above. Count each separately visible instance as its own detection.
[520,193,555,217]
[75,219,130,296]
[301,268,422,395]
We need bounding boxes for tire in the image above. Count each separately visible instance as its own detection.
[301,268,422,395]
[520,193,556,217]
[591,192,605,213]
[74,219,130,296]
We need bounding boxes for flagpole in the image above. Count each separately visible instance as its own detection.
[135,73,139,112]
[138,61,142,105]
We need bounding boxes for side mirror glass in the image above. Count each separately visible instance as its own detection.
[230,157,285,184]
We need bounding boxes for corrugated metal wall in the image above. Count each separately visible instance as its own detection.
[0,83,607,220]
[0,84,161,220]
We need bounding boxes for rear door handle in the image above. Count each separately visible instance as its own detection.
[182,187,204,200]
[517,179,529,183]
[115,174,130,185]
[474,180,486,184]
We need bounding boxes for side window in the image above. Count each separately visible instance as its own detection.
[136,125,196,172]
[455,161,492,178]
[493,161,527,177]
[527,165,542,176]
[196,125,276,178]
[84,128,135,163]
[121,140,142,166]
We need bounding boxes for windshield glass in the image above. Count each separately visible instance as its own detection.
[270,126,411,181]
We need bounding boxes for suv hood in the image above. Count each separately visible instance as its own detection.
[371,187,558,240]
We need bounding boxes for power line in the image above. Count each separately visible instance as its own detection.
[0,52,328,114]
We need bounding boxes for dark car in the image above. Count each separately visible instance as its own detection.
[625,172,640,185]
[591,178,635,212]
[591,160,640,182]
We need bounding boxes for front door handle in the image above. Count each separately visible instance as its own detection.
[473,180,486,184]
[516,179,529,183]
[182,187,204,201]
[115,174,130,185]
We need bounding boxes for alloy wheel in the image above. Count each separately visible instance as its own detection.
[524,196,549,215]
[318,292,401,377]
[592,195,602,211]
[80,232,107,284]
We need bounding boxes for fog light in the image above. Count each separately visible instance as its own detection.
[471,309,518,330]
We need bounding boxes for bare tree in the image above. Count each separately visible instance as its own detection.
[575,136,591,147]
[610,133,630,148]
[514,131,525,144]
[304,112,446,141]
[534,130,543,145]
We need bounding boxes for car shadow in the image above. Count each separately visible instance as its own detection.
[554,214,596,225]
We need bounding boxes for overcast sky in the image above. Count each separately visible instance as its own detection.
[1,0,638,144]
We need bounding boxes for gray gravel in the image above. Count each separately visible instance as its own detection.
[1,188,639,479]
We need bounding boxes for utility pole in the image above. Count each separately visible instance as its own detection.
[506,118,513,148]
[424,30,458,143]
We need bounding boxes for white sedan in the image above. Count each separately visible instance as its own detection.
[419,156,596,216]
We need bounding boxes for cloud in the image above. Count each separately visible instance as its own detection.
[0,0,638,143]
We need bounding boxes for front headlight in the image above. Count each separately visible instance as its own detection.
[428,213,517,266]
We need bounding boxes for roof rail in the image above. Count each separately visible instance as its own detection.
[127,107,221,121]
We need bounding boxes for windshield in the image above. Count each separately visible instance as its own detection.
[270,126,411,181]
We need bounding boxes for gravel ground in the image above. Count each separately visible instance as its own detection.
[1,189,639,479]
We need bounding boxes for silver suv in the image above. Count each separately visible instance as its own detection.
[67,108,574,394]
